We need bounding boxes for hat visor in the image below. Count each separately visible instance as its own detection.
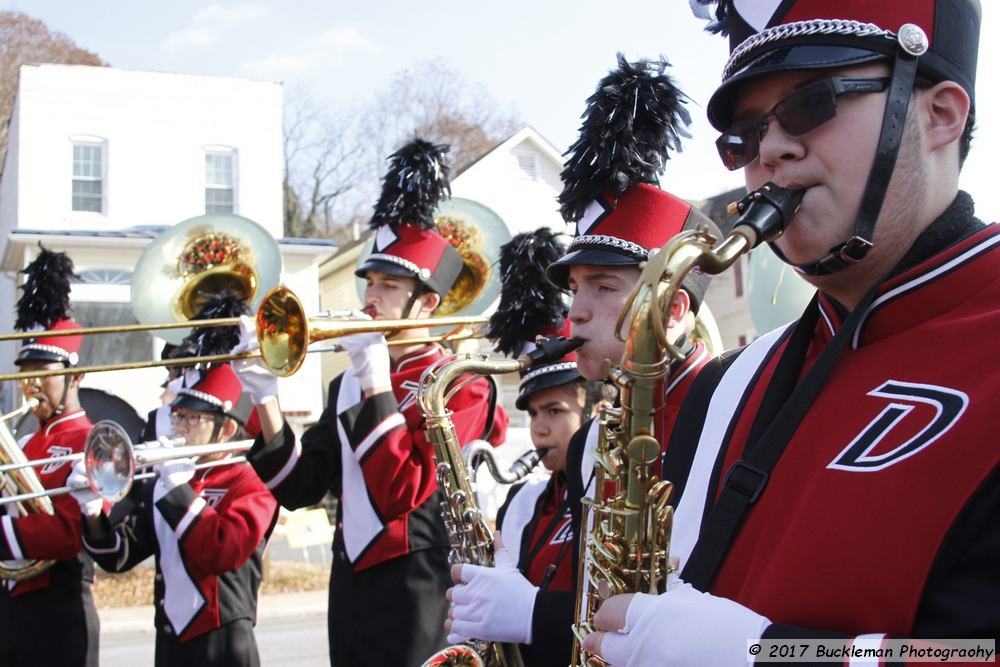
[171,393,225,417]
[545,247,644,290]
[516,367,583,411]
[14,349,69,366]
[708,44,889,131]
[355,259,417,281]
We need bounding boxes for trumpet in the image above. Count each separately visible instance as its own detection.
[0,287,487,382]
[0,421,252,507]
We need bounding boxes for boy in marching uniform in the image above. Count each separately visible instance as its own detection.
[79,362,278,667]
[235,139,508,667]
[0,246,99,667]
[447,54,721,657]
[585,2,1000,665]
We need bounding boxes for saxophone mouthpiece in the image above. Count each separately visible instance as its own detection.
[731,183,806,246]
[526,336,584,368]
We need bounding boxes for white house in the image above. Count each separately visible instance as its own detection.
[0,64,333,426]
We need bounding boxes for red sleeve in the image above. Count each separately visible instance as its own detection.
[155,470,278,575]
[3,493,84,561]
[350,375,505,522]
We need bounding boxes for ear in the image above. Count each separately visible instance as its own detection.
[418,290,441,317]
[68,373,84,389]
[666,289,692,330]
[920,80,970,154]
[221,418,239,440]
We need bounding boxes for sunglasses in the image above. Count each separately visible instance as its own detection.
[716,77,890,171]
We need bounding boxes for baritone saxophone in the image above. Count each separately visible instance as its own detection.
[418,336,584,667]
[570,183,804,666]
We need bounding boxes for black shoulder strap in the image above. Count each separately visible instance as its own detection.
[682,287,876,591]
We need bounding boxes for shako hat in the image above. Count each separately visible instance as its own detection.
[693,0,981,276]
[172,364,246,424]
[14,245,83,367]
[355,138,464,299]
[547,54,721,313]
[487,228,583,411]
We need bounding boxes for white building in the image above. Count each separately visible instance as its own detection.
[0,64,333,425]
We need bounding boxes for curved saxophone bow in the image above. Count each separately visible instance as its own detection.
[571,183,804,666]
[418,336,583,667]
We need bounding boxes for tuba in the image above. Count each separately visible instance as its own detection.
[131,214,283,345]
[0,400,56,581]
[418,336,582,667]
[570,183,803,666]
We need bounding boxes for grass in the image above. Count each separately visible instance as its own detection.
[91,561,330,609]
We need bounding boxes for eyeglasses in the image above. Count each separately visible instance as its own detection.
[169,412,219,427]
[716,77,890,171]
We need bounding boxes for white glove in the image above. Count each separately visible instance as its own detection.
[231,315,279,405]
[339,330,391,393]
[67,458,102,517]
[154,458,196,493]
[448,544,539,645]
[594,576,770,667]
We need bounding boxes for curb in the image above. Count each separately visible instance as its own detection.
[99,590,328,635]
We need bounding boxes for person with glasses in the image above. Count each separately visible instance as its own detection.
[80,363,278,667]
[0,247,100,667]
[583,2,998,666]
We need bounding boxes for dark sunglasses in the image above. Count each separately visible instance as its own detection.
[716,77,890,171]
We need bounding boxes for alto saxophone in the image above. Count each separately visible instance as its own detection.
[418,336,584,667]
[570,183,804,666]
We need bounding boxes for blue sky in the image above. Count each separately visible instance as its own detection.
[9,0,998,220]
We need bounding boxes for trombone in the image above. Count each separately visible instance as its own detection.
[0,421,253,506]
[0,286,487,382]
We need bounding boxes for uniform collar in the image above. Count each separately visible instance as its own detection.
[42,408,88,435]
[392,343,439,374]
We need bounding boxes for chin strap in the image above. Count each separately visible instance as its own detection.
[777,39,922,277]
[387,280,428,342]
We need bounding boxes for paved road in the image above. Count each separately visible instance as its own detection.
[100,614,329,667]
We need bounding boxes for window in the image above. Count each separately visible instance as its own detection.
[515,151,538,180]
[72,142,106,213]
[205,148,237,214]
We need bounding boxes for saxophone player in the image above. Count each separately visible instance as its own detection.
[235,139,508,667]
[447,56,720,667]
[586,1,998,665]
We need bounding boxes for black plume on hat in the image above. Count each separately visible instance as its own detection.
[487,228,568,358]
[175,290,249,361]
[559,53,692,224]
[369,138,452,231]
[15,244,77,332]
[689,0,731,35]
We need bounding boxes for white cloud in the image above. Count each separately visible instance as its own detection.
[243,26,377,77]
[163,3,268,50]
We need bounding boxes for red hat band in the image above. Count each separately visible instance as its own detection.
[16,319,83,367]
[356,222,464,298]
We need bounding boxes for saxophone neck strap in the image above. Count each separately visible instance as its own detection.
[681,286,877,592]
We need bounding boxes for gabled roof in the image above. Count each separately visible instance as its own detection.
[453,126,564,180]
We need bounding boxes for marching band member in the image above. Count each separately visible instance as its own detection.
[80,362,278,667]
[586,2,999,665]
[79,296,276,667]
[447,55,720,664]
[236,139,508,667]
[0,246,99,667]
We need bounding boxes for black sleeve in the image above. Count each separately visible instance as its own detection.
[526,589,577,667]
[565,418,594,589]
[83,485,157,573]
[247,378,343,510]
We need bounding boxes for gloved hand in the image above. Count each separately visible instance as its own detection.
[338,330,391,393]
[67,458,103,517]
[154,458,196,493]
[585,575,770,667]
[231,315,279,405]
[447,532,538,645]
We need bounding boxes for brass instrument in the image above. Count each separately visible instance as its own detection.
[571,183,803,666]
[0,399,56,581]
[0,421,252,506]
[84,421,252,502]
[418,336,583,667]
[0,287,487,383]
[462,442,542,486]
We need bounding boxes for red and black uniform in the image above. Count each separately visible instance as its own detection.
[0,409,98,667]
[666,193,1000,657]
[84,462,278,667]
[248,343,507,667]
